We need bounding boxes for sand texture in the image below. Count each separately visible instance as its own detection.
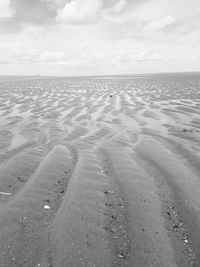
[0,74,200,266]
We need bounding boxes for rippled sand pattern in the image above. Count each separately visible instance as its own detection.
[0,74,200,266]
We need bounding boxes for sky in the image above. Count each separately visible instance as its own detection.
[0,0,200,76]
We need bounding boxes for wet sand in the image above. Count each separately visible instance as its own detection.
[0,75,200,266]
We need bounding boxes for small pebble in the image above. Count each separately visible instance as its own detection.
[104,190,115,195]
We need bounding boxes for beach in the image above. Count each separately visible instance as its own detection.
[0,73,200,266]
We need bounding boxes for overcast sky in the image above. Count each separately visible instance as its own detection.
[0,0,200,76]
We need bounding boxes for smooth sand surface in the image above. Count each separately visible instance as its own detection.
[0,75,200,266]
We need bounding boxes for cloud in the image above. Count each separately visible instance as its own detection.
[127,0,168,22]
[112,0,126,13]
[0,20,21,34]
[56,0,102,24]
[0,0,13,19]
[8,48,66,64]
[0,0,58,33]
[102,0,127,22]
[42,0,66,9]
[39,51,65,62]
[181,28,200,45]
[143,16,175,32]
[9,0,56,24]
[116,48,167,64]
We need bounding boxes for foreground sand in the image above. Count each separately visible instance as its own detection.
[0,75,200,266]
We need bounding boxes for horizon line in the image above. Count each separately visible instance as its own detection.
[0,71,200,80]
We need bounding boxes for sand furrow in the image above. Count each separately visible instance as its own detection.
[63,107,83,126]
[81,127,111,146]
[0,130,13,150]
[42,121,65,142]
[98,148,131,266]
[48,148,115,267]
[0,141,36,164]
[132,152,197,266]
[163,138,200,175]
[101,142,177,266]
[0,147,44,202]
[64,125,88,142]
[0,145,74,266]
[135,135,200,264]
